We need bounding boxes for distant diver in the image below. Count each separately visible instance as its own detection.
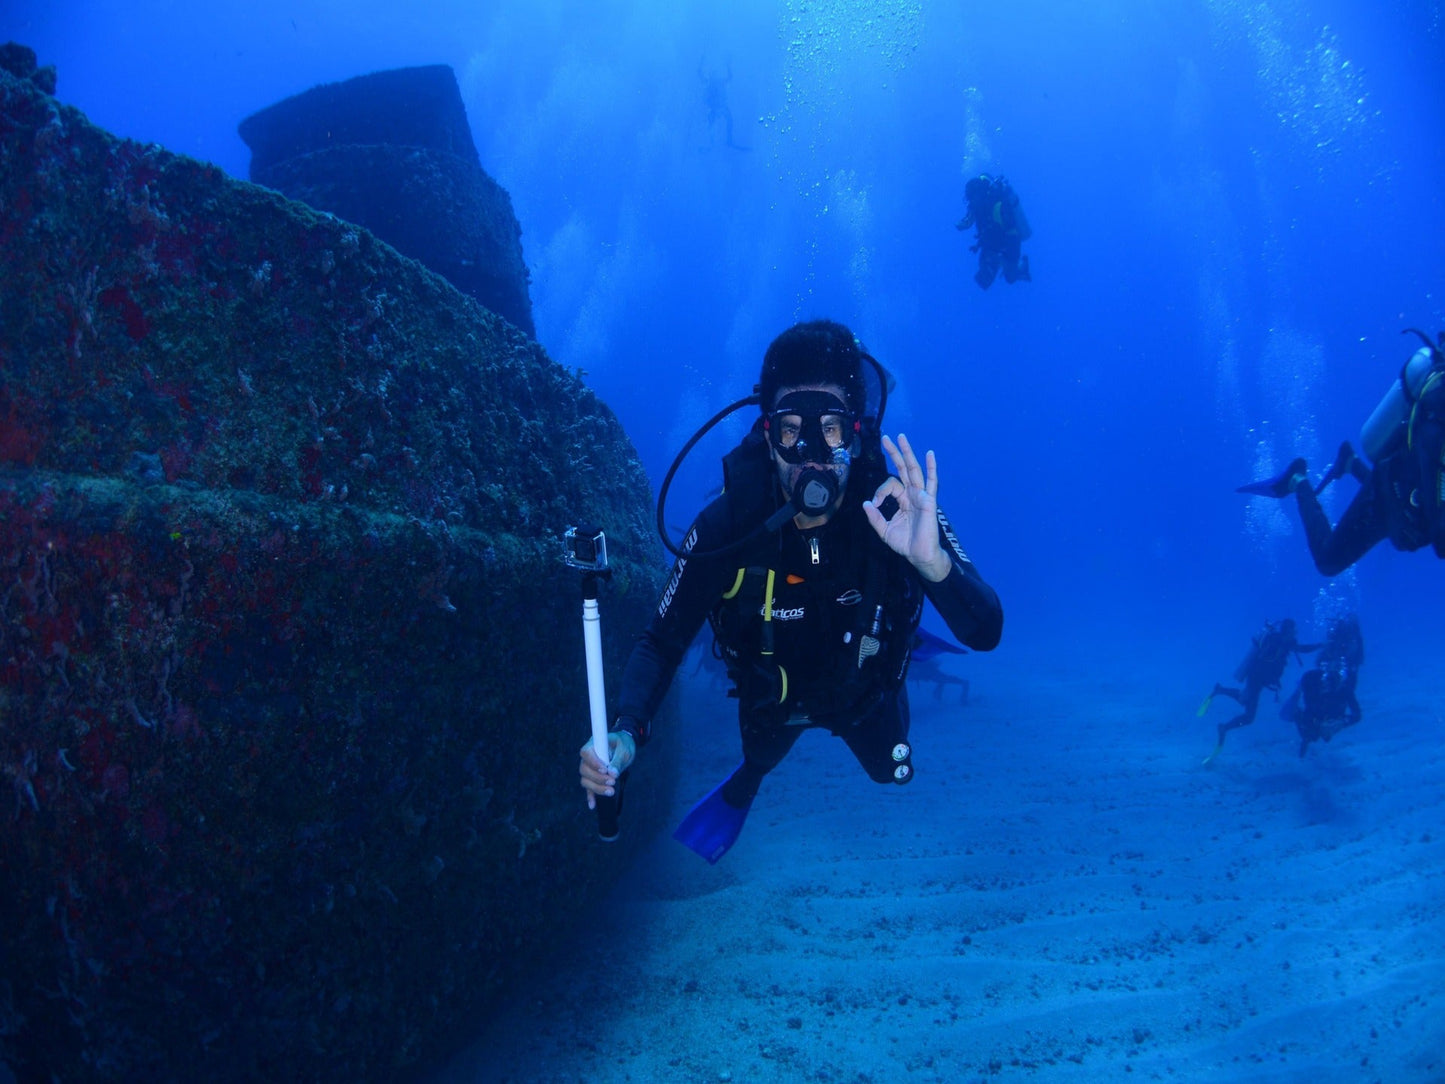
[700,61,748,151]
[907,628,971,703]
[1281,614,1364,758]
[956,173,1032,290]
[1237,328,1445,574]
[1198,618,1316,765]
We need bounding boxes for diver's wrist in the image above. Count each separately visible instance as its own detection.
[918,551,953,583]
[612,714,649,748]
[611,730,636,769]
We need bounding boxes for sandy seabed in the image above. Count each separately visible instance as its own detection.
[437,641,1444,1084]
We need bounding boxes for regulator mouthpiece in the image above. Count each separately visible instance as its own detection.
[792,467,838,515]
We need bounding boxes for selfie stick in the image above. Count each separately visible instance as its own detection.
[582,572,621,840]
[566,525,620,841]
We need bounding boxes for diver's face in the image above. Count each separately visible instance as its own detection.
[765,382,854,524]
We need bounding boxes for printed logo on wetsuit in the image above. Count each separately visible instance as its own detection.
[657,527,696,618]
[760,604,806,621]
[835,588,864,606]
[936,509,971,565]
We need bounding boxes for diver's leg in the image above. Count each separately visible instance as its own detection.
[1294,673,1322,755]
[1296,706,1318,756]
[1293,477,1387,576]
[1213,685,1243,704]
[1218,681,1263,744]
[975,250,1000,290]
[1215,713,1245,748]
[839,691,914,784]
[1238,683,1262,727]
[1001,239,1024,283]
[1320,690,1363,742]
[1343,694,1362,728]
[730,708,803,804]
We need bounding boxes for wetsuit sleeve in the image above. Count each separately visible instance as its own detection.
[919,508,1003,651]
[613,500,737,746]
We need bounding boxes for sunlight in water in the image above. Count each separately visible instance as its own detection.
[1205,0,1381,177]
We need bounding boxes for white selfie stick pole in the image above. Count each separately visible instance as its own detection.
[583,587,610,767]
[568,524,620,842]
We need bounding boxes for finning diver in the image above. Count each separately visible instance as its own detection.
[1198,617,1316,765]
[700,61,748,151]
[1237,328,1445,574]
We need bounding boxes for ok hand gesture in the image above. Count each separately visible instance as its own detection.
[862,434,953,583]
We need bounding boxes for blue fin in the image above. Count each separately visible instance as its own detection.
[910,627,968,661]
[673,778,753,864]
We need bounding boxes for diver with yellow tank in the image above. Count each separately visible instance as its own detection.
[1237,328,1445,575]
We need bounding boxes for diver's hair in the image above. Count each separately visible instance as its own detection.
[758,320,867,415]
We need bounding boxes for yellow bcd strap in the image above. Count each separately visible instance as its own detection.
[761,569,777,654]
[1407,370,1444,451]
[721,567,747,600]
[722,566,788,702]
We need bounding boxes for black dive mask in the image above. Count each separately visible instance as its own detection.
[764,390,859,466]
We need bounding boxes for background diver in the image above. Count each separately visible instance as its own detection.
[1198,617,1317,765]
[577,320,1003,863]
[1281,613,1364,758]
[699,60,747,151]
[956,173,1032,290]
[906,627,972,704]
[1238,328,1445,575]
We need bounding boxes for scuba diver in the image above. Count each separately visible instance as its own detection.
[699,61,747,151]
[1282,614,1364,758]
[576,320,1004,863]
[906,627,972,704]
[956,173,1032,290]
[1238,328,1445,575]
[1198,617,1317,766]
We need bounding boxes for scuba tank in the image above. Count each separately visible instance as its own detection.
[1360,343,1438,462]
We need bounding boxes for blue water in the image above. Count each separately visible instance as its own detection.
[14,0,1442,649]
[7,2,1443,1079]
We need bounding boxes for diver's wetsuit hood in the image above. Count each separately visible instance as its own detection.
[655,349,893,561]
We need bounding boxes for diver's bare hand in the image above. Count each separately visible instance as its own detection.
[864,433,951,582]
[578,732,635,810]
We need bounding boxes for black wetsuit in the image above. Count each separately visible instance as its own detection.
[958,179,1031,290]
[1285,621,1364,756]
[614,480,1002,798]
[1213,624,1310,743]
[1293,372,1445,575]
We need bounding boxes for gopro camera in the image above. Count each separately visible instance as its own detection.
[563,525,608,572]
